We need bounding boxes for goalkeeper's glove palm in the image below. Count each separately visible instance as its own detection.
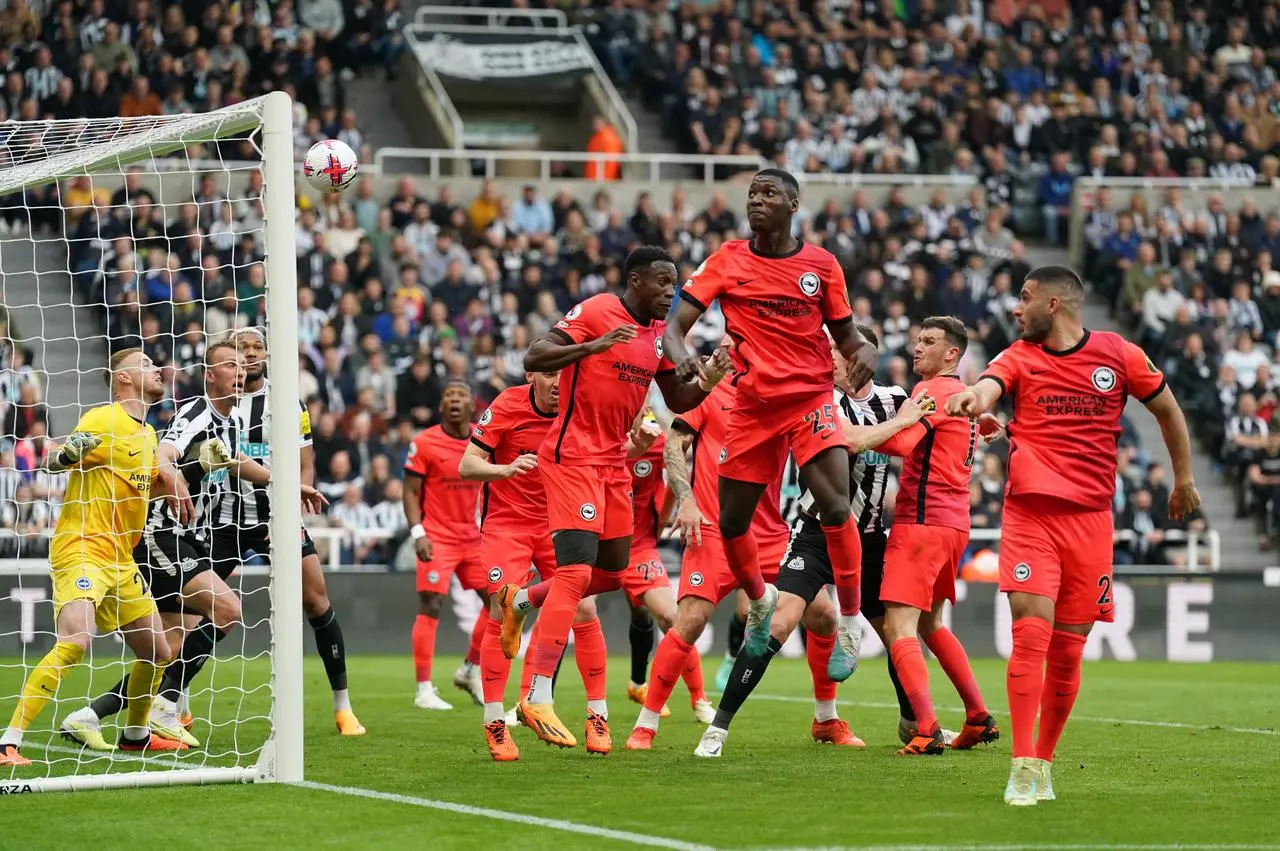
[60,432,102,464]
[198,438,233,472]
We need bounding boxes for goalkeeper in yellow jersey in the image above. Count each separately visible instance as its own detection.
[0,348,194,766]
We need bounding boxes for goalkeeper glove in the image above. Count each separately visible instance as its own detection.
[197,438,233,473]
[58,432,102,465]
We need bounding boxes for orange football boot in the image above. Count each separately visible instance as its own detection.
[119,733,190,752]
[518,699,576,748]
[584,709,612,755]
[335,709,366,736]
[897,729,946,756]
[484,720,520,761]
[0,744,31,766]
[497,584,528,659]
[625,726,657,751]
[811,718,866,747]
[949,712,1000,750]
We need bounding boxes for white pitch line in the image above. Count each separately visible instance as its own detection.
[752,845,1280,851]
[296,780,719,851]
[749,694,1278,736]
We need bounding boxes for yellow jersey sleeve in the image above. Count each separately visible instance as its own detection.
[70,404,114,467]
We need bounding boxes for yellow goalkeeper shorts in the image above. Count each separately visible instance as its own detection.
[50,558,157,634]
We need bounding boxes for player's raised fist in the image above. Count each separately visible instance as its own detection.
[504,454,538,478]
[944,389,983,417]
[674,354,703,384]
[585,325,638,354]
[60,431,102,463]
[1168,480,1201,521]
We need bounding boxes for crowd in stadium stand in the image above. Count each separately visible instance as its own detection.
[0,0,1250,567]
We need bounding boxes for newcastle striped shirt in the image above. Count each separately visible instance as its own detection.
[148,395,244,537]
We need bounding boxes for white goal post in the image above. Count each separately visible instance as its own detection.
[0,92,302,792]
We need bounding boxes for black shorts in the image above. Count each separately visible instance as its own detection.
[774,515,890,620]
[134,529,217,614]
[209,524,318,573]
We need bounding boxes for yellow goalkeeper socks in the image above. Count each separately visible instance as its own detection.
[3,641,86,746]
[122,659,165,740]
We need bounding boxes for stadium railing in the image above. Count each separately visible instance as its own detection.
[412,4,569,30]
[368,147,980,188]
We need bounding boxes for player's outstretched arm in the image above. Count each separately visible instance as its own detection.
[1144,386,1201,521]
[944,377,1005,417]
[523,325,637,372]
[458,442,536,481]
[849,395,930,455]
[663,423,709,545]
[43,431,103,472]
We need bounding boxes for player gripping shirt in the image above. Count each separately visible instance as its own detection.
[945,265,1200,805]
[2,349,183,765]
[881,318,998,758]
[462,376,610,761]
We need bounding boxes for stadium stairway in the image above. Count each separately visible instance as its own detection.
[345,74,415,152]
[0,234,108,429]
[1026,244,1267,570]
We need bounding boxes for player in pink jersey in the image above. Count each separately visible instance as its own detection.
[664,169,878,679]
[501,246,725,753]
[946,265,1199,804]
[881,317,999,757]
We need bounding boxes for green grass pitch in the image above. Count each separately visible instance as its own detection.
[1,654,1277,850]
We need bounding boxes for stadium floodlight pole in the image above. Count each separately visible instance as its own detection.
[259,89,305,785]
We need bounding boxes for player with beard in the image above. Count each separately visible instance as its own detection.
[664,169,879,680]
[946,266,1199,804]
[206,329,363,736]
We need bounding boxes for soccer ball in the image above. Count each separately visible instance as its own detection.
[302,139,358,194]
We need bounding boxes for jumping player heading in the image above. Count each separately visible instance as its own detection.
[945,265,1200,805]
[509,246,726,751]
[663,168,878,674]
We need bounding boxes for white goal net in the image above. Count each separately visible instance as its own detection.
[0,92,303,792]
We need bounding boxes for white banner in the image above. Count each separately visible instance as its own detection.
[411,34,594,81]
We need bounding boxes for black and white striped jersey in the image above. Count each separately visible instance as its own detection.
[217,379,312,528]
[796,383,906,534]
[148,395,244,537]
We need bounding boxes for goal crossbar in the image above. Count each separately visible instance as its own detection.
[0,96,272,196]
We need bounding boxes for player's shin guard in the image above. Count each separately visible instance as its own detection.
[1036,630,1088,762]
[122,659,165,739]
[821,517,862,616]
[889,637,938,735]
[528,563,591,681]
[572,618,608,707]
[924,627,987,719]
[629,615,655,685]
[4,641,84,740]
[637,631,693,728]
[465,608,489,667]
[682,647,705,703]
[480,618,511,722]
[723,532,766,599]
[806,631,838,714]
[887,653,915,721]
[712,636,783,730]
[412,613,439,683]
[1007,617,1053,759]
[309,607,349,693]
